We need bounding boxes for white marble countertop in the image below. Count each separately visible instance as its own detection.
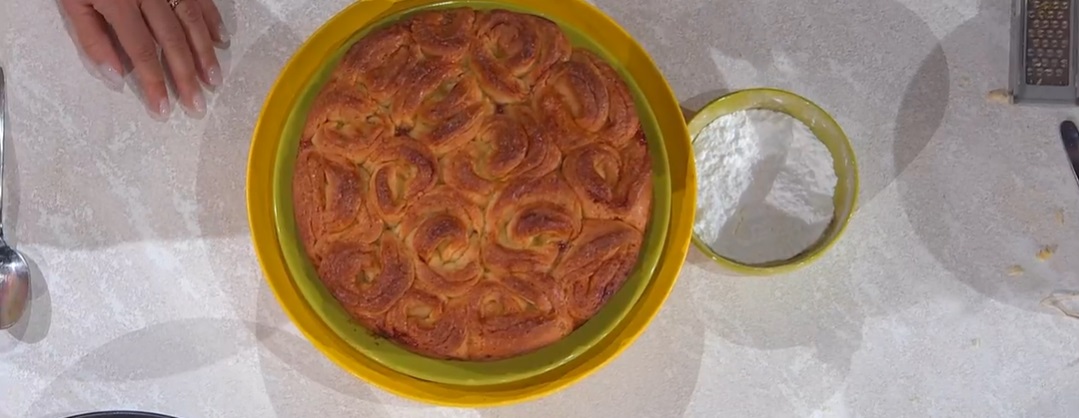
[3,0,1079,417]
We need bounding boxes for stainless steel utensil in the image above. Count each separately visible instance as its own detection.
[0,66,31,330]
[1009,0,1079,105]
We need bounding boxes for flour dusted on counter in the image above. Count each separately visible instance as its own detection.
[693,109,837,265]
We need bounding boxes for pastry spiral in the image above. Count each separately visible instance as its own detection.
[304,86,390,162]
[399,186,484,297]
[470,10,571,103]
[482,173,583,275]
[411,73,492,155]
[365,137,438,225]
[467,275,573,359]
[389,58,462,129]
[535,50,640,151]
[384,290,469,358]
[318,234,414,318]
[407,8,476,61]
[339,23,420,103]
[553,220,644,320]
[442,107,561,204]
[293,7,653,361]
[292,149,382,262]
[562,135,653,231]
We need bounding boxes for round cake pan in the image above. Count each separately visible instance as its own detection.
[247,0,696,406]
[271,1,671,386]
[687,88,859,276]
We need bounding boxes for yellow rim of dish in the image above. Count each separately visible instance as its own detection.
[686,88,860,276]
[246,0,697,407]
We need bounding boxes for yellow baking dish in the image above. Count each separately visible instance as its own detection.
[247,0,696,406]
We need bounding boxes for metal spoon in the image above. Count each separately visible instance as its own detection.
[0,66,31,330]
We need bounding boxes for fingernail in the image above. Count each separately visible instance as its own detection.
[79,55,102,81]
[97,64,124,91]
[206,65,223,87]
[184,91,207,119]
[217,23,231,43]
[149,97,172,122]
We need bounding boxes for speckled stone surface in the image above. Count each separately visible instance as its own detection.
[3,0,1079,417]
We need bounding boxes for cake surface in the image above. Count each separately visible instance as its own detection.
[292,7,654,361]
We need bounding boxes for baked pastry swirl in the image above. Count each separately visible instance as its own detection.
[292,7,653,361]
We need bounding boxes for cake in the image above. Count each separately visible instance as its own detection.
[291,7,653,361]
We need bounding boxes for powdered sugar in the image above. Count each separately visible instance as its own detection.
[693,109,837,265]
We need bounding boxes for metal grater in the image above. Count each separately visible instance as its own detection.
[1010,0,1078,104]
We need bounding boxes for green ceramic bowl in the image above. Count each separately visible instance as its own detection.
[271,2,672,386]
[687,88,859,276]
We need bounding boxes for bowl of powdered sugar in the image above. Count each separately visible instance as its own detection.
[688,88,858,274]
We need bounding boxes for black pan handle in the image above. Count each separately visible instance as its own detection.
[1060,121,1079,188]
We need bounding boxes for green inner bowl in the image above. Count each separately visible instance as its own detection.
[687,88,859,275]
[271,1,672,386]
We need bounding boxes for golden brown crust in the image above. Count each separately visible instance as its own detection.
[338,23,422,103]
[470,10,571,103]
[292,7,653,361]
[483,173,584,275]
[411,74,492,155]
[534,50,641,151]
[467,275,573,359]
[364,137,439,225]
[384,290,469,359]
[561,134,653,232]
[399,186,484,297]
[553,220,644,320]
[390,59,463,129]
[303,86,390,162]
[318,234,414,317]
[292,149,382,263]
[407,8,476,61]
[442,107,562,204]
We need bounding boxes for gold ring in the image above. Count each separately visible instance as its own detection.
[167,0,185,9]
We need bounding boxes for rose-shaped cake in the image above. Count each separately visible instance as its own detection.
[292,7,653,361]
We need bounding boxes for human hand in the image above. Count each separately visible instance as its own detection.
[59,0,229,120]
